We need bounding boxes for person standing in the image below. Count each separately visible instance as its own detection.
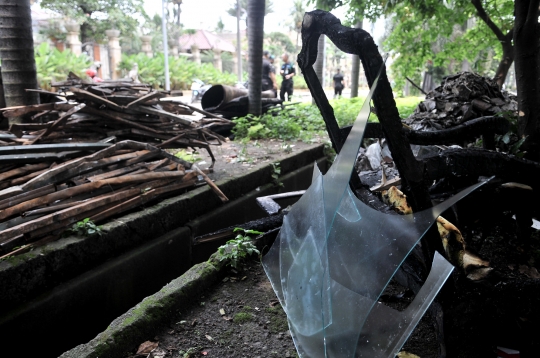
[262,50,277,92]
[280,53,295,101]
[333,68,344,99]
[269,54,278,97]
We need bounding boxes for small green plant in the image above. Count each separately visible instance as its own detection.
[271,162,284,188]
[174,149,201,163]
[178,347,199,358]
[66,218,103,237]
[231,97,422,143]
[217,228,262,269]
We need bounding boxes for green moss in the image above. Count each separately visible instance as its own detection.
[233,312,253,324]
[265,305,289,333]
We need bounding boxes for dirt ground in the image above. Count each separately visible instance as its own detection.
[125,257,439,358]
[127,258,298,358]
[178,138,328,183]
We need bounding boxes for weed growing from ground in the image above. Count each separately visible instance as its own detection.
[66,218,102,237]
[271,162,284,188]
[217,228,262,269]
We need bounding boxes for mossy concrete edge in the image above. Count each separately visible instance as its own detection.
[59,256,225,358]
[0,144,325,313]
[58,231,277,358]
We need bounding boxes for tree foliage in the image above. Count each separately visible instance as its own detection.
[265,32,296,56]
[340,0,514,91]
[39,0,148,43]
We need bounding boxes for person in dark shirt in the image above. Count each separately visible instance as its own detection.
[262,50,277,92]
[280,53,295,101]
[269,55,277,97]
[333,68,344,99]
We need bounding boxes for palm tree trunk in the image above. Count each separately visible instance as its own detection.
[0,0,39,124]
[247,0,265,115]
[350,19,363,98]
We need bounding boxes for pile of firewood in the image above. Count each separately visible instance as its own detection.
[405,72,517,131]
[0,141,228,258]
[0,74,231,259]
[1,73,230,165]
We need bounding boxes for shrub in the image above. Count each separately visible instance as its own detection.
[34,42,91,91]
[118,53,238,90]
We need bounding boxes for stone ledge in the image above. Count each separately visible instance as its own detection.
[0,144,324,313]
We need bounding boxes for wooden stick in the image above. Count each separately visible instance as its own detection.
[69,87,124,111]
[192,164,228,202]
[0,163,49,182]
[162,99,229,120]
[82,106,163,134]
[0,184,55,210]
[0,171,186,220]
[134,105,194,126]
[90,179,196,223]
[125,91,165,108]
[26,103,86,145]
[406,76,427,95]
[0,188,142,243]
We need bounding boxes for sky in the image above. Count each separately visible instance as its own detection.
[144,0,385,41]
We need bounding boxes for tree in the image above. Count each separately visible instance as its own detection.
[350,20,362,97]
[227,0,273,29]
[247,0,266,115]
[171,0,182,25]
[354,0,514,90]
[265,32,296,57]
[514,0,540,160]
[289,0,306,48]
[215,17,225,33]
[39,0,148,44]
[0,0,39,124]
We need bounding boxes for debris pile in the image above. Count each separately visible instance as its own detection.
[405,72,517,131]
[0,74,230,259]
[0,141,228,258]
[2,73,229,165]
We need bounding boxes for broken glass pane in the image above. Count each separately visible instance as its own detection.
[262,70,488,357]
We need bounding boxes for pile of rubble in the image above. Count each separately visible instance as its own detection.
[405,72,517,131]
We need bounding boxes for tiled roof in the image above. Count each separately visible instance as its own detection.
[178,30,236,53]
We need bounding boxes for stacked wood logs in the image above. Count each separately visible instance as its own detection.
[0,75,231,259]
[0,141,228,258]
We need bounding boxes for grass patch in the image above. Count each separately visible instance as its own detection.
[232,96,423,142]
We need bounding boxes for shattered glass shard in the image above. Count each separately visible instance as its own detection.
[262,66,489,357]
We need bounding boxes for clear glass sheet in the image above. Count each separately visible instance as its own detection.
[262,66,489,357]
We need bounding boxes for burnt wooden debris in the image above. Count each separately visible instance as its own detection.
[404,72,518,148]
[0,75,231,259]
[297,11,540,356]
